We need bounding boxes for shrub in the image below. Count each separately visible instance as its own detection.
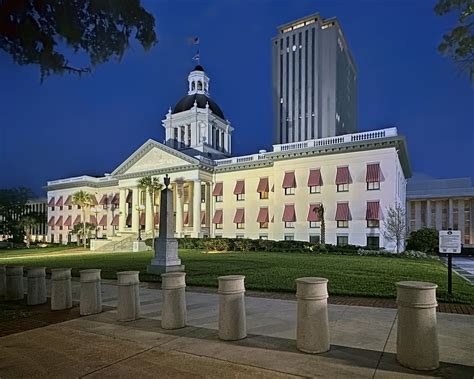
[406,228,439,254]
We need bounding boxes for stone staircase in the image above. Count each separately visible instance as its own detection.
[99,232,154,252]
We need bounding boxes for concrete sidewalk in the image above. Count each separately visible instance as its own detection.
[0,280,473,378]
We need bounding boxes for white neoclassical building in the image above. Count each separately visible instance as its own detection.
[45,65,411,251]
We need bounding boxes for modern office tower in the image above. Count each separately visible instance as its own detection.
[272,13,358,144]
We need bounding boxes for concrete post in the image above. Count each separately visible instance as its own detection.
[117,271,141,321]
[79,269,102,316]
[218,275,246,341]
[5,266,24,301]
[51,268,72,310]
[161,272,186,329]
[27,267,47,305]
[0,265,6,298]
[295,277,330,354]
[396,281,439,371]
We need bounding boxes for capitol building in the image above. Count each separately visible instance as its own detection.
[45,62,410,252]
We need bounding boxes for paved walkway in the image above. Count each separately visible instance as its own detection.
[0,280,473,378]
[452,256,474,284]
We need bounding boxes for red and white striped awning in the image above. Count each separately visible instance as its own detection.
[55,196,63,207]
[213,209,223,224]
[126,214,132,226]
[212,182,223,196]
[366,201,381,220]
[64,196,72,206]
[90,215,97,225]
[257,207,269,223]
[201,210,206,225]
[89,195,98,206]
[48,216,55,226]
[233,180,245,195]
[111,193,120,205]
[183,211,189,225]
[257,177,269,193]
[335,203,351,221]
[48,197,55,207]
[335,167,350,185]
[308,169,322,187]
[307,204,321,222]
[233,208,245,224]
[111,215,119,226]
[99,215,108,226]
[73,215,81,225]
[55,216,63,227]
[282,204,296,222]
[366,163,381,183]
[99,194,108,205]
[63,216,72,227]
[282,172,296,188]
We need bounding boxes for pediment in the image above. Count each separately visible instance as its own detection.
[112,139,199,176]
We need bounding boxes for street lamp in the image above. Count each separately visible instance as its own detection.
[135,204,145,241]
[90,206,100,239]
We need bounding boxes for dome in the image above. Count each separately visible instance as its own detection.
[193,65,205,72]
[172,93,225,119]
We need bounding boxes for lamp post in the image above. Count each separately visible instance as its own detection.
[135,204,145,241]
[90,206,100,239]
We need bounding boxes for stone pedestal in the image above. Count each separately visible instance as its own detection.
[133,241,147,252]
[0,265,6,298]
[396,281,439,371]
[5,266,24,301]
[27,267,47,305]
[51,268,72,310]
[218,275,246,341]
[296,277,330,354]
[117,271,140,321]
[148,179,184,274]
[161,272,186,329]
[80,269,102,316]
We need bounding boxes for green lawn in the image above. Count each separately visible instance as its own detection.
[1,248,472,304]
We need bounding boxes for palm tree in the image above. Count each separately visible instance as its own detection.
[70,222,94,246]
[19,214,39,248]
[317,204,326,246]
[72,190,92,248]
[138,176,162,249]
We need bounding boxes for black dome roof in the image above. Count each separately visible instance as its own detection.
[172,93,225,119]
[193,65,205,72]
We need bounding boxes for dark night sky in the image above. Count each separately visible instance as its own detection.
[1,0,473,196]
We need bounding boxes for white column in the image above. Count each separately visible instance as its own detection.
[192,180,201,238]
[448,199,453,229]
[131,187,139,233]
[119,188,126,232]
[145,190,153,234]
[175,185,183,237]
[426,200,431,227]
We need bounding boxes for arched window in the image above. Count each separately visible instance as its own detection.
[197,81,203,90]
[191,81,195,91]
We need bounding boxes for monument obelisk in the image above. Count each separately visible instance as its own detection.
[147,174,184,274]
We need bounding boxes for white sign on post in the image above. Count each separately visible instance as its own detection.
[439,230,461,254]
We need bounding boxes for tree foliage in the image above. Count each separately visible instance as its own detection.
[316,204,326,246]
[434,0,474,80]
[406,227,439,254]
[382,202,407,253]
[0,187,33,242]
[69,221,93,246]
[0,0,157,81]
[72,190,92,248]
[19,211,45,247]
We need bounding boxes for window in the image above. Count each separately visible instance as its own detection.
[215,235,222,238]
[453,200,458,230]
[285,187,295,195]
[367,181,380,190]
[337,236,348,246]
[309,221,320,229]
[77,205,81,209]
[337,183,349,192]
[260,222,268,229]
[259,235,268,240]
[284,221,294,228]
[367,220,379,228]
[68,205,72,210]
[284,235,294,241]
[236,223,245,229]
[236,193,245,201]
[260,191,269,199]
[464,202,471,244]
[59,206,63,211]
[215,195,223,203]
[52,206,55,211]
[442,200,448,230]
[236,234,245,239]
[201,184,206,203]
[337,220,349,228]
[366,236,380,250]
[215,223,223,230]
[103,204,107,210]
[309,235,320,244]
[309,185,321,194]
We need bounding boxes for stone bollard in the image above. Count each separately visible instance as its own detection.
[51,268,72,310]
[5,266,24,301]
[0,265,6,298]
[117,271,141,321]
[295,277,330,354]
[218,275,246,341]
[80,269,102,316]
[161,272,187,329]
[396,281,439,371]
[27,267,47,305]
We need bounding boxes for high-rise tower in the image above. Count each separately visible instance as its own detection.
[272,13,358,144]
